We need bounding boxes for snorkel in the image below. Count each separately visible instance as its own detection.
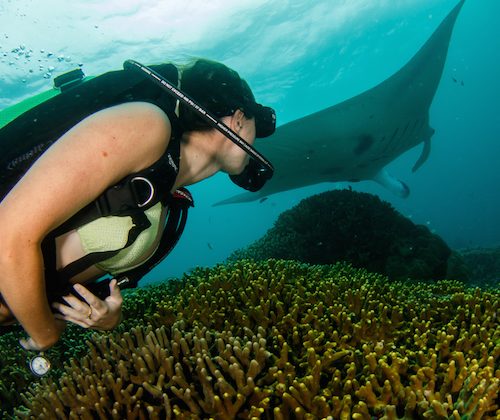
[123,60,275,191]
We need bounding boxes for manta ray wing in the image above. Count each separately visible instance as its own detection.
[216,0,465,205]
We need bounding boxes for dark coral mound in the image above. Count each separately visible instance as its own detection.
[230,189,460,281]
[9,260,500,419]
[458,247,500,288]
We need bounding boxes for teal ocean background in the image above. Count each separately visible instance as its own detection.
[1,0,498,284]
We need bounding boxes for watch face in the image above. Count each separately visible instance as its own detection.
[30,355,51,376]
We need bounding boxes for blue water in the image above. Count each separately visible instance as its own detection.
[1,0,499,284]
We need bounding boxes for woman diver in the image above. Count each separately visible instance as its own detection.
[0,58,276,350]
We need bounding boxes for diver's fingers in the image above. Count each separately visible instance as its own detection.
[54,312,88,328]
[58,293,83,308]
[52,299,83,318]
[56,294,90,314]
[106,279,123,305]
[53,302,92,328]
[73,284,105,310]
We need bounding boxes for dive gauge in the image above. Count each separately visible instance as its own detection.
[29,354,51,377]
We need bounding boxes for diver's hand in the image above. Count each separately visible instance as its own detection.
[52,280,123,331]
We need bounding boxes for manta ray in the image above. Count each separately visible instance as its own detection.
[216,0,465,205]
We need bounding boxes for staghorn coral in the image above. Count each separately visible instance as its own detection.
[15,259,499,419]
[229,190,466,282]
[0,281,186,418]
[18,325,274,419]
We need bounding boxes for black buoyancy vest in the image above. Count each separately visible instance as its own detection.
[0,64,194,302]
[1,63,178,200]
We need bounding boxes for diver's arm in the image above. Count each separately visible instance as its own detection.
[0,102,171,349]
[0,241,65,349]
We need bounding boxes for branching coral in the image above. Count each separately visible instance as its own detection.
[229,190,465,282]
[0,281,184,418]
[17,325,274,419]
[15,259,499,419]
[0,328,37,416]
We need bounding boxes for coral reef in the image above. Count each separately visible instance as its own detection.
[0,281,180,417]
[229,190,465,282]
[0,311,102,416]
[0,329,30,416]
[12,259,499,419]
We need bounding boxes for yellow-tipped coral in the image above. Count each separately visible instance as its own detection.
[13,260,500,418]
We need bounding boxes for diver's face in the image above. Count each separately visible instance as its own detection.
[240,116,256,144]
[220,111,256,174]
[234,115,256,171]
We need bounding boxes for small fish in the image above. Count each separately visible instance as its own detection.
[259,197,268,203]
[207,242,213,250]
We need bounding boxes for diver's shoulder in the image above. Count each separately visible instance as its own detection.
[110,101,172,126]
[79,101,173,171]
[97,101,173,146]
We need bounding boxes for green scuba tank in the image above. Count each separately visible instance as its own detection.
[0,63,179,200]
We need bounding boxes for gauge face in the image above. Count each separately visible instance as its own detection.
[30,355,51,376]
